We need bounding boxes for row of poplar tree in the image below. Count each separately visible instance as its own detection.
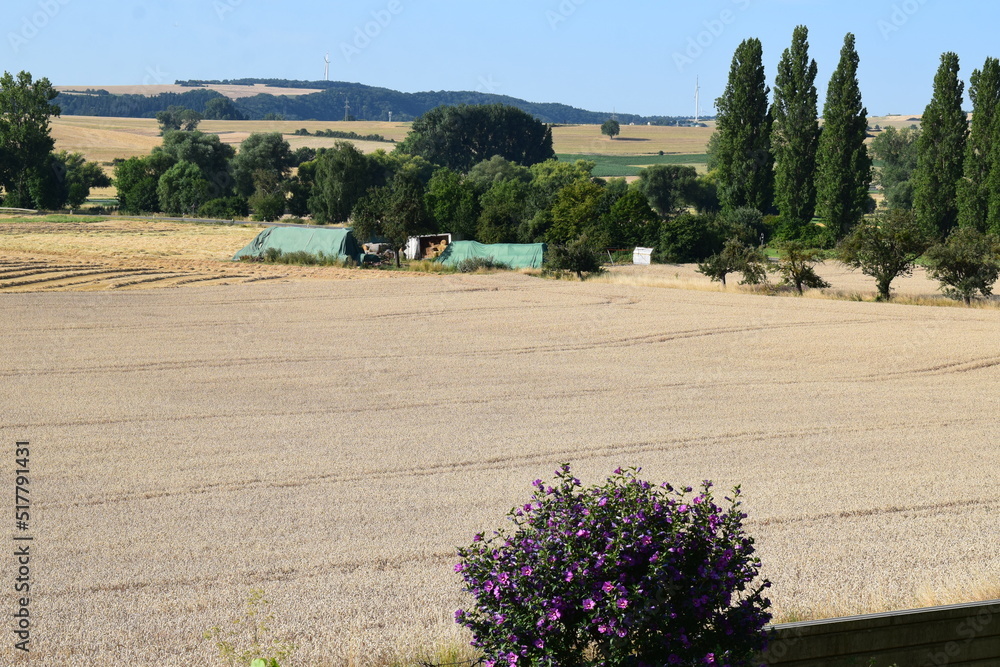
[713,27,1000,243]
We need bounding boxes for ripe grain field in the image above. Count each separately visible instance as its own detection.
[1,255,998,664]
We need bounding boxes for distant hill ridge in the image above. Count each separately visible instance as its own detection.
[55,78,693,125]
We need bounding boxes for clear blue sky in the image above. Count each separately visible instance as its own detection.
[5,0,999,117]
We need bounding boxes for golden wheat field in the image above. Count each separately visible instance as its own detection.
[48,116,716,167]
[0,219,998,665]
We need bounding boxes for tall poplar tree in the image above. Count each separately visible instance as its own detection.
[914,52,967,238]
[815,33,872,241]
[714,38,773,215]
[772,25,820,235]
[958,58,999,232]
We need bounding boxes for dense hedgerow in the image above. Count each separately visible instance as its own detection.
[455,465,771,667]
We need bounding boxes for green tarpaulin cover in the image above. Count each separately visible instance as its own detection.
[435,241,546,269]
[232,226,363,262]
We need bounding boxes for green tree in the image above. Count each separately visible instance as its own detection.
[604,188,659,247]
[545,234,604,280]
[815,33,872,241]
[198,196,249,220]
[714,38,774,214]
[869,126,920,210]
[527,159,595,215]
[959,57,1000,232]
[914,52,967,238]
[30,151,111,210]
[203,97,247,121]
[248,169,287,222]
[774,241,830,294]
[465,155,532,192]
[308,142,382,223]
[157,161,211,215]
[546,180,606,245]
[351,171,434,267]
[837,209,932,301]
[657,213,724,263]
[231,133,294,198]
[636,165,698,217]
[771,26,820,234]
[0,71,60,207]
[720,206,767,246]
[924,227,1000,304]
[697,237,768,287]
[154,130,235,197]
[396,103,554,172]
[601,119,621,140]
[113,153,175,214]
[688,173,721,214]
[156,105,202,134]
[424,167,480,239]
[477,179,531,244]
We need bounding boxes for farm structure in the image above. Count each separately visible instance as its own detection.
[404,234,452,260]
[232,226,364,263]
[436,241,546,269]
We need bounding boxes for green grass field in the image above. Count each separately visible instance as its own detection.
[557,153,709,177]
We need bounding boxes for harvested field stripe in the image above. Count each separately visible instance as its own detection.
[0,268,151,290]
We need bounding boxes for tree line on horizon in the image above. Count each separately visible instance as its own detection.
[54,80,691,126]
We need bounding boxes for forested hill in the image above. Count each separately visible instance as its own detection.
[55,79,687,125]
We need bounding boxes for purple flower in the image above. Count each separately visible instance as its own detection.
[521,566,533,577]
[583,598,596,610]
[602,581,615,593]
[616,598,629,609]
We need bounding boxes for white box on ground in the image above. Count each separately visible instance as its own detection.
[633,247,653,265]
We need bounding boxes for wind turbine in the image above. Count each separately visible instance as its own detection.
[324,52,330,81]
[695,76,700,124]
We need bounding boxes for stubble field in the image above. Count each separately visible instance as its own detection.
[1,222,998,664]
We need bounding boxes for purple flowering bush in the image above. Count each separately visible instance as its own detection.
[454,465,771,667]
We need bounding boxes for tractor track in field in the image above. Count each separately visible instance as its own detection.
[0,256,288,292]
